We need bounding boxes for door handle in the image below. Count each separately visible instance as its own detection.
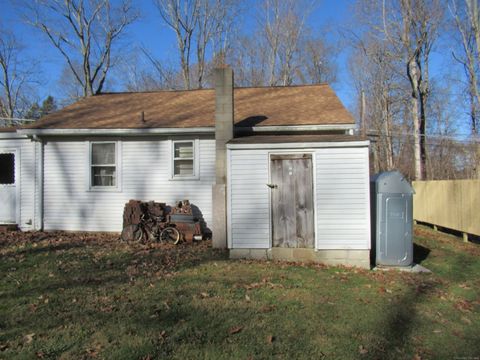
[266,184,278,189]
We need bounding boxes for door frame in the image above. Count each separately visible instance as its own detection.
[0,147,21,225]
[268,151,317,249]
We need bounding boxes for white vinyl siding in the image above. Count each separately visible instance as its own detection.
[227,151,270,248]
[0,137,39,230]
[227,144,370,250]
[43,137,215,232]
[315,147,370,249]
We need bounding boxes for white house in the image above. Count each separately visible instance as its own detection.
[0,68,371,268]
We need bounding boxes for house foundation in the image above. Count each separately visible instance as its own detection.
[229,248,371,269]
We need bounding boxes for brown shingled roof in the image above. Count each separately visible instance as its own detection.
[0,126,18,132]
[27,84,354,130]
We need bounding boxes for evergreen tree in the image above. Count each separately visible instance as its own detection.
[40,96,56,117]
[25,102,41,120]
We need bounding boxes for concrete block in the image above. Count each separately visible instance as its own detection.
[292,248,316,262]
[271,248,294,261]
[212,184,227,249]
[249,249,268,260]
[266,248,273,260]
[229,249,250,259]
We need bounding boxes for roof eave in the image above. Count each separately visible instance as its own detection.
[236,124,356,133]
[17,123,356,137]
[17,127,216,137]
[227,140,370,150]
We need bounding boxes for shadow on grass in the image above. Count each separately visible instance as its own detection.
[366,280,437,359]
[366,250,480,359]
[413,243,430,265]
[0,242,228,301]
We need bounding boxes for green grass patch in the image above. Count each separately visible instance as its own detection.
[0,226,479,359]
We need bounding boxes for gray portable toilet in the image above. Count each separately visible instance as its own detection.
[371,171,414,267]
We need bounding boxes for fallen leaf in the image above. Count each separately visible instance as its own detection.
[200,292,209,298]
[358,345,368,354]
[267,335,275,344]
[454,300,473,312]
[24,333,35,344]
[228,326,243,335]
[245,294,251,302]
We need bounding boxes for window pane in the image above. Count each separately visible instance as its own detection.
[92,166,116,186]
[92,143,115,165]
[0,153,14,184]
[174,160,194,176]
[174,142,193,158]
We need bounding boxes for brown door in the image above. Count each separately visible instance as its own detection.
[270,154,314,248]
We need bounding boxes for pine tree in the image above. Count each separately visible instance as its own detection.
[40,96,56,117]
[25,102,41,120]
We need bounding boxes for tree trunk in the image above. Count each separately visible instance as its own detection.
[412,95,422,180]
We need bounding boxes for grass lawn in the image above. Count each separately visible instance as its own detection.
[0,225,479,359]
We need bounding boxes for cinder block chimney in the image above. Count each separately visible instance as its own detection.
[212,67,234,249]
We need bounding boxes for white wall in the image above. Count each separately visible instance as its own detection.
[227,144,370,250]
[0,136,38,230]
[43,137,215,232]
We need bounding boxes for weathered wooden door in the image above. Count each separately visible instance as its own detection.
[270,154,314,248]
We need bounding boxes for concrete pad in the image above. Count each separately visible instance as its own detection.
[373,263,432,273]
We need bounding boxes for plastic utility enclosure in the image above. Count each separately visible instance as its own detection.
[371,171,414,267]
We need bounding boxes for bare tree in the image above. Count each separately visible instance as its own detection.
[154,0,200,89]
[259,0,317,86]
[352,0,442,180]
[25,0,138,98]
[451,0,480,134]
[0,27,37,121]
[301,36,338,84]
[153,0,239,89]
[384,0,443,180]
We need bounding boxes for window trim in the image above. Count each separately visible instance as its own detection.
[170,139,200,180]
[87,140,122,191]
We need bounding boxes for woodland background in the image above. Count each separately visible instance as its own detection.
[1,0,480,180]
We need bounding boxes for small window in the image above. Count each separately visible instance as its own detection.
[91,142,116,187]
[0,153,15,184]
[172,140,196,178]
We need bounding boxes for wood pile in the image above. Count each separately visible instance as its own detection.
[121,199,202,243]
[122,200,167,228]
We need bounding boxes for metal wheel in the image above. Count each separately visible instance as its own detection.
[160,227,180,244]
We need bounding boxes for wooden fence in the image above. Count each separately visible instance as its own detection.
[412,180,480,238]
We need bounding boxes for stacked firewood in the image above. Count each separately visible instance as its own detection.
[121,199,202,243]
[122,200,167,228]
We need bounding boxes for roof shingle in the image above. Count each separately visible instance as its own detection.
[26,84,354,129]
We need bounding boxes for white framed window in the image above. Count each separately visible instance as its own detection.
[171,139,199,180]
[89,141,120,189]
